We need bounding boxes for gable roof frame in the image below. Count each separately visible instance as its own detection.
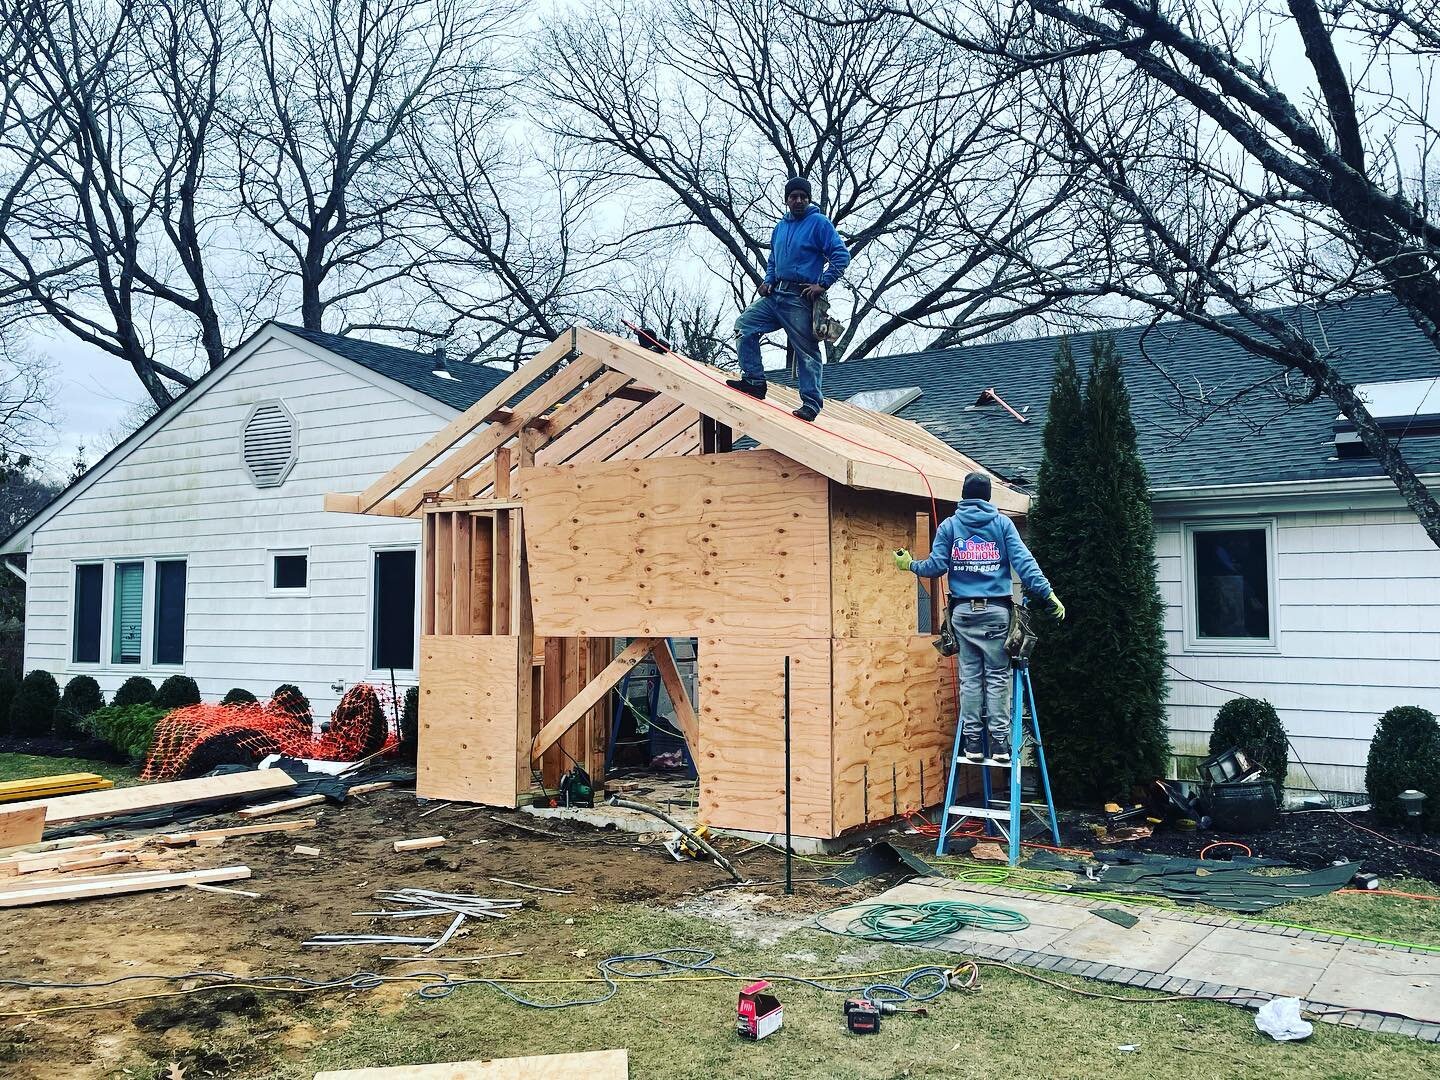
[326,326,1029,517]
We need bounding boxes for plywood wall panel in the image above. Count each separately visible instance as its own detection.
[831,636,964,833]
[520,450,831,638]
[830,484,922,639]
[698,637,832,837]
[418,635,520,806]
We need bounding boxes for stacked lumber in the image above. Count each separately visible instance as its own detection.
[0,773,113,805]
[3,769,297,825]
[0,866,253,907]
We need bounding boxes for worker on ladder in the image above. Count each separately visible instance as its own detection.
[893,473,1065,764]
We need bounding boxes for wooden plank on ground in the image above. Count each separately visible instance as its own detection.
[650,639,698,751]
[0,866,251,908]
[4,771,295,826]
[519,450,831,639]
[530,638,654,762]
[16,851,135,875]
[698,636,832,838]
[417,635,522,807]
[158,819,318,845]
[0,805,46,851]
[236,794,326,820]
[313,1048,629,1079]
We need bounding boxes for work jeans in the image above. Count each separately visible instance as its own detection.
[735,290,824,413]
[952,603,1013,755]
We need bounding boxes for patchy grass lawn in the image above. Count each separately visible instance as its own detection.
[129,903,1436,1080]
[0,752,138,788]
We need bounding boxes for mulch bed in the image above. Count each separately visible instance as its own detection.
[1112,809,1440,886]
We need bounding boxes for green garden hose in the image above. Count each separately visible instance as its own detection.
[845,900,1030,943]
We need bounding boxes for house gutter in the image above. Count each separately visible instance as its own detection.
[1150,471,1440,516]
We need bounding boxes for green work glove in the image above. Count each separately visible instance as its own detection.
[1049,593,1066,620]
[893,549,913,572]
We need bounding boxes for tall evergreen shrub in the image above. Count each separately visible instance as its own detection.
[1028,335,1169,802]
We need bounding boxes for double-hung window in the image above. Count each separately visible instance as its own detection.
[1182,520,1278,651]
[72,558,188,669]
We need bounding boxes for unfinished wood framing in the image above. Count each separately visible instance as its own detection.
[325,325,1027,837]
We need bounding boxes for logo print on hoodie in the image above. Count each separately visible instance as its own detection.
[952,535,1001,575]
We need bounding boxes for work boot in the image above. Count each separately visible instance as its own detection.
[991,748,1011,765]
[792,404,819,422]
[725,378,767,400]
[963,742,983,763]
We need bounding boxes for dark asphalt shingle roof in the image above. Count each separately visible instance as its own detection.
[280,323,512,411]
[814,295,1440,491]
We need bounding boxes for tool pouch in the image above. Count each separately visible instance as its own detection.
[812,292,845,344]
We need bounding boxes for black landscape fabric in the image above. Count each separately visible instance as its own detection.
[1025,849,1360,912]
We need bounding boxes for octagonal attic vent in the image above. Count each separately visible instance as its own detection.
[241,400,297,487]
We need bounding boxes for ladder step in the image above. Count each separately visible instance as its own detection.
[955,756,1015,768]
[947,804,1012,821]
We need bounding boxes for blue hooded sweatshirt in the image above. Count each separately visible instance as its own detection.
[764,205,851,288]
[911,500,1053,602]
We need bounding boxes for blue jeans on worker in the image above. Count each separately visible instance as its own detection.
[735,287,824,414]
[952,601,1012,756]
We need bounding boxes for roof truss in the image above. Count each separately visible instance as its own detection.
[325,326,1026,518]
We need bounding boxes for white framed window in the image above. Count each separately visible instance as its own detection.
[368,544,420,674]
[270,549,310,594]
[69,557,188,671]
[1181,519,1278,653]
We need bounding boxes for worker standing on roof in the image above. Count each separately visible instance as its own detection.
[726,176,850,423]
[893,473,1065,764]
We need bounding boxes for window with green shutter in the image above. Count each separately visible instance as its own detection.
[111,562,143,664]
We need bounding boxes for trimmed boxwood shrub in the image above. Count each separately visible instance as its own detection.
[1366,706,1440,828]
[113,675,158,708]
[222,687,257,706]
[1210,697,1289,796]
[81,704,166,763]
[55,674,105,738]
[0,670,17,738]
[270,683,312,726]
[9,669,60,738]
[399,685,419,762]
[155,674,201,710]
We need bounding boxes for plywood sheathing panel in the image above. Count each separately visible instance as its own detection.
[830,483,924,639]
[418,635,521,807]
[698,637,832,837]
[520,450,831,639]
[831,636,965,833]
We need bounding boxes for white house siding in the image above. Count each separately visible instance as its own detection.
[21,335,450,717]
[1155,505,1440,792]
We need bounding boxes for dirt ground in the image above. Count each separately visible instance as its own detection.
[0,785,841,1079]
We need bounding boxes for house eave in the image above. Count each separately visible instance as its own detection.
[1151,471,1440,517]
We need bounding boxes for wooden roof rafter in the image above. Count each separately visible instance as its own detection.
[325,325,1028,518]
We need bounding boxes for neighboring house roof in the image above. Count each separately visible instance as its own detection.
[0,323,514,555]
[815,294,1440,492]
[277,324,511,410]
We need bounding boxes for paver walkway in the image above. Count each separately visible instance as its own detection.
[817,877,1440,1041]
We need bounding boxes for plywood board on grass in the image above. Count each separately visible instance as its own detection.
[3,770,295,825]
[313,1048,628,1079]
[0,806,46,851]
[830,483,925,639]
[831,636,964,833]
[520,450,831,638]
[418,635,521,807]
[698,637,832,837]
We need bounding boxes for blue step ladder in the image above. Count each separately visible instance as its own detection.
[935,655,1061,866]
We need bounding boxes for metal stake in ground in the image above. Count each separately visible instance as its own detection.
[785,654,793,896]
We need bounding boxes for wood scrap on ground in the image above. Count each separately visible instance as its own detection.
[157,818,319,845]
[0,805,47,851]
[0,773,113,804]
[237,794,327,819]
[4,770,295,824]
[312,1048,629,1078]
[293,845,321,857]
[393,836,446,852]
[0,866,252,907]
[347,781,396,796]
